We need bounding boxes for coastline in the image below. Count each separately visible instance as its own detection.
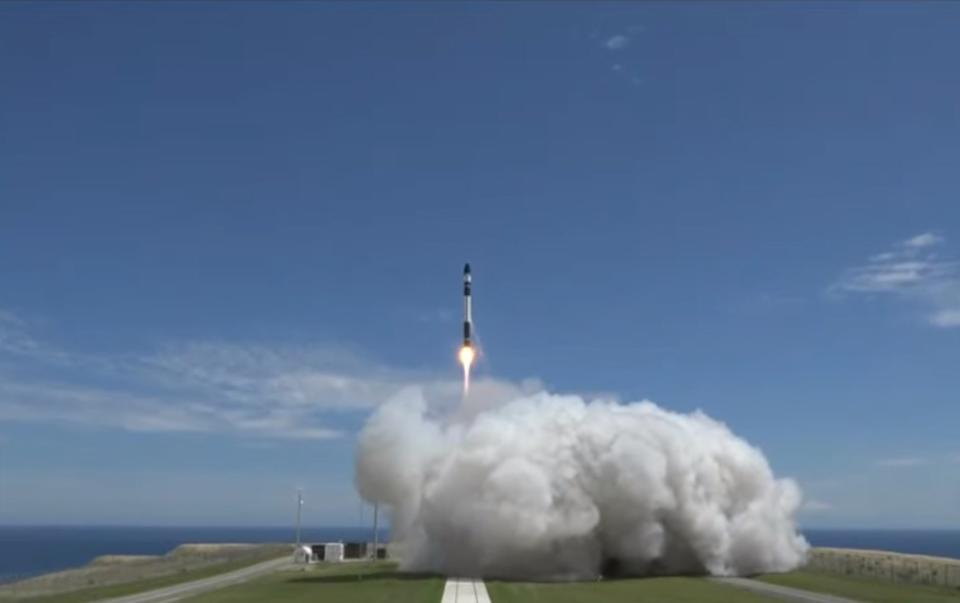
[0,543,290,600]
[0,525,384,584]
[806,547,960,589]
[3,543,960,598]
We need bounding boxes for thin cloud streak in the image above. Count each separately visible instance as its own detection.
[831,232,960,328]
[604,34,629,50]
[875,457,927,468]
[0,311,521,440]
[904,233,944,248]
[801,499,833,513]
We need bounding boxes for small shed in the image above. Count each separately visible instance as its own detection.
[294,542,345,563]
[321,542,344,562]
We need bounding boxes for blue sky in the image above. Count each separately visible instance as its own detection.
[1,2,959,528]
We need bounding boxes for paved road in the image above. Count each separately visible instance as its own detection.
[95,557,291,603]
[440,578,492,603]
[714,577,862,603]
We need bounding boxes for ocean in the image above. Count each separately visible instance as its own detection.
[1,526,958,584]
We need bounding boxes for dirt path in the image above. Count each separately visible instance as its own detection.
[713,577,863,603]
[95,557,290,603]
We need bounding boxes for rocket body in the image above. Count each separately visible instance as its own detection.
[463,263,473,347]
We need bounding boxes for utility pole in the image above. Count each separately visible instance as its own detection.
[295,489,303,548]
[372,503,379,561]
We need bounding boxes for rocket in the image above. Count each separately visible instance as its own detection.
[458,264,477,391]
[463,263,473,347]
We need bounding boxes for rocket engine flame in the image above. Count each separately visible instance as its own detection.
[458,345,475,393]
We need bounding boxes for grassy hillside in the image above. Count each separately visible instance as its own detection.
[0,544,289,602]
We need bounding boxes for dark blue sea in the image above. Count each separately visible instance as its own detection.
[1,527,958,584]
[0,526,388,584]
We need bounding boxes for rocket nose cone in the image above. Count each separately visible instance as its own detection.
[464,263,471,274]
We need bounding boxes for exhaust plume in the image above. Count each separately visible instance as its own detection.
[458,345,475,394]
[355,385,808,579]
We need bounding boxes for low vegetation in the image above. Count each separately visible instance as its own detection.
[757,569,960,603]
[486,577,784,603]
[179,561,443,603]
[0,543,289,602]
[7,544,960,603]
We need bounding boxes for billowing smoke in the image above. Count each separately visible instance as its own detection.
[355,384,808,579]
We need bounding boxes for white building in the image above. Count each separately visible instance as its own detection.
[294,545,313,564]
[294,542,345,563]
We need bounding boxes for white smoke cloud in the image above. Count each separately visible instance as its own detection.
[355,385,808,580]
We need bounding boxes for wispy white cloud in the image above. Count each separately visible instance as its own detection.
[0,312,527,440]
[0,310,41,356]
[604,34,630,50]
[876,457,927,468]
[595,28,645,86]
[930,309,960,328]
[0,381,215,434]
[800,499,833,513]
[141,342,403,412]
[831,232,960,328]
[904,233,944,248]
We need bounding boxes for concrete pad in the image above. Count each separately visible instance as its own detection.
[441,578,491,603]
[473,579,492,603]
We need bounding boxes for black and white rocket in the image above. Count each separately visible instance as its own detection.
[462,263,473,348]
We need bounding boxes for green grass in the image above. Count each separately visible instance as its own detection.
[184,564,781,603]
[0,553,288,603]
[486,576,784,603]
[20,557,960,603]
[180,561,444,603]
[757,570,960,603]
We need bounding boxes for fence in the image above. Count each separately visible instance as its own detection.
[807,547,960,589]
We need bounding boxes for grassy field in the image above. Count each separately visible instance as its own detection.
[186,563,960,603]
[14,557,960,603]
[180,561,444,603]
[0,553,287,603]
[757,570,960,603]
[487,577,784,603]
[173,560,789,603]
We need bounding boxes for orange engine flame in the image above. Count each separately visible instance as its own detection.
[458,345,475,394]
